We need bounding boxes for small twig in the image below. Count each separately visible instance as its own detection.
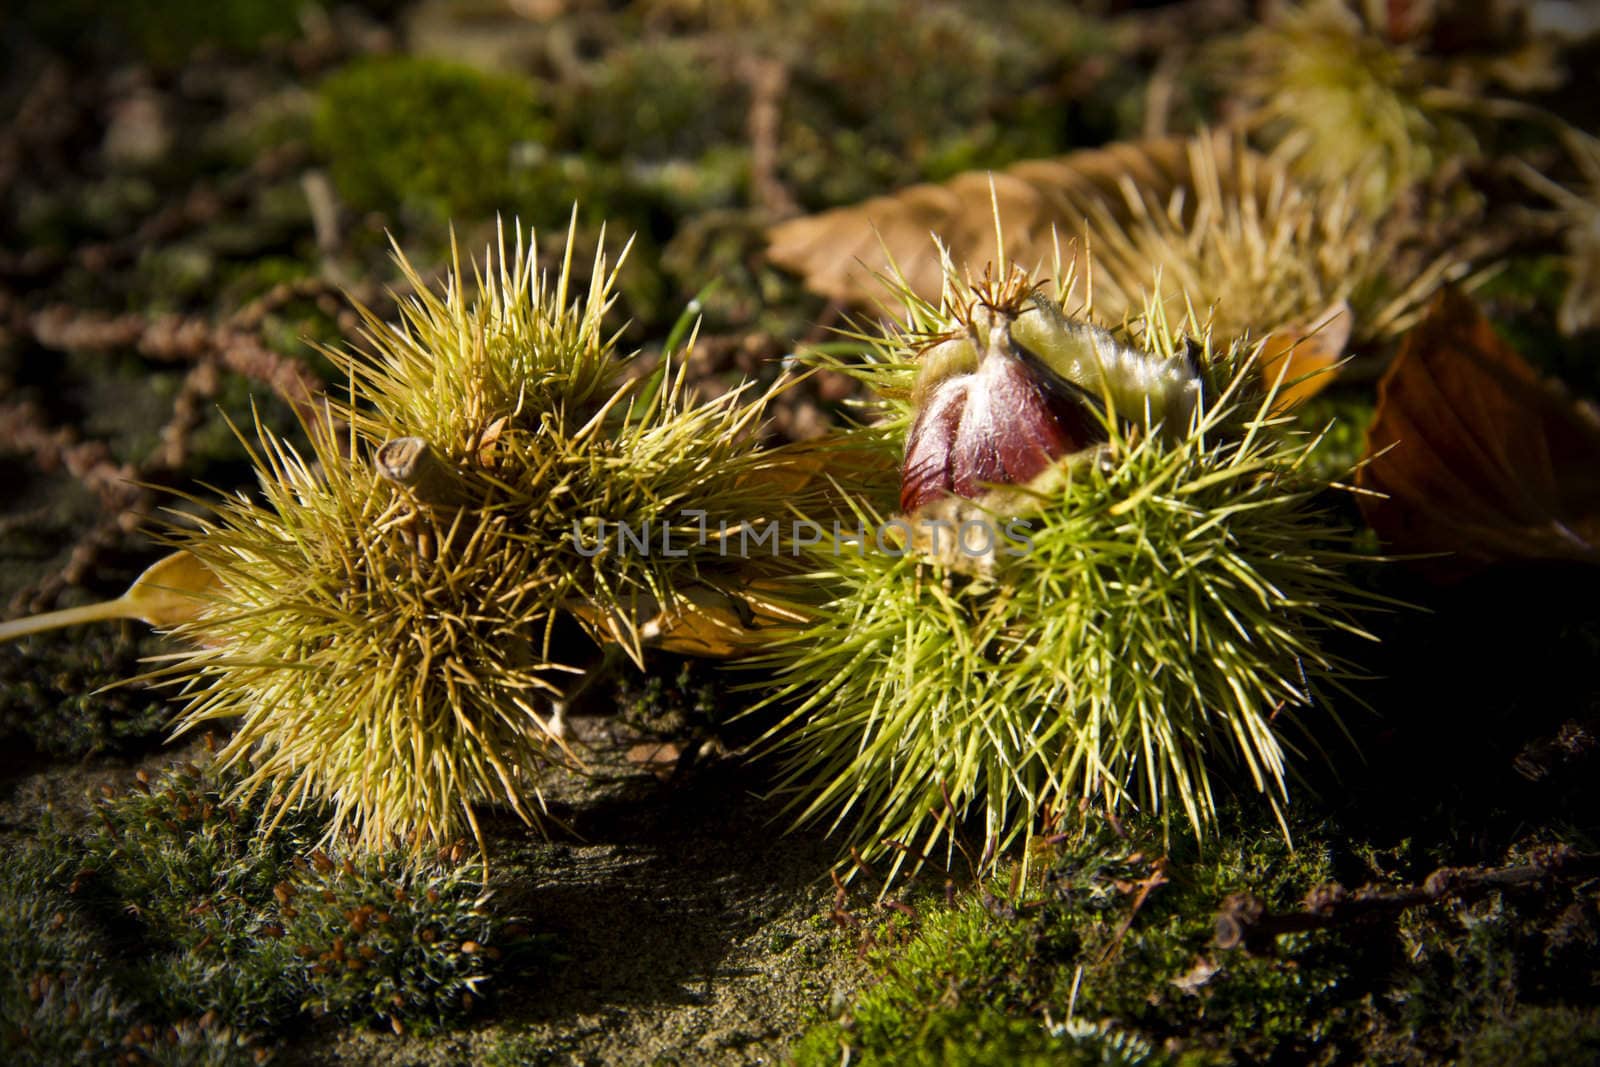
[828,867,859,933]
[2,291,347,614]
[880,838,935,873]
[9,512,148,616]
[227,277,348,331]
[300,169,345,262]
[1214,844,1600,954]
[156,361,224,471]
[881,898,917,922]
[1100,856,1168,963]
[0,401,136,510]
[847,845,881,885]
[739,55,798,219]
[22,306,327,423]
[1513,719,1598,782]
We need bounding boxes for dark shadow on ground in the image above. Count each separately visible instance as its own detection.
[499,750,839,1022]
[279,714,852,1066]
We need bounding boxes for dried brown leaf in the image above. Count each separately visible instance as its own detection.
[766,136,1235,309]
[1258,301,1351,413]
[1357,290,1600,580]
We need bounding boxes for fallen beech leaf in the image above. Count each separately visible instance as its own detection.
[1258,301,1352,413]
[0,550,218,643]
[1357,289,1600,580]
[766,136,1228,311]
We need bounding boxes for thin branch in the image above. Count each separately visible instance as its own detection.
[1214,844,1600,953]
[740,55,798,219]
[22,305,326,422]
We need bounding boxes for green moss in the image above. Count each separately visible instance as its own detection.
[217,255,316,304]
[797,812,1600,1065]
[139,246,223,311]
[0,856,113,1053]
[1292,392,1375,483]
[547,1,1130,212]
[34,177,163,247]
[565,40,746,162]
[0,826,262,1064]
[777,1,1134,207]
[0,760,529,1059]
[14,0,308,67]
[660,209,821,336]
[483,1028,585,1067]
[1460,1005,1600,1066]
[799,1010,1168,1067]
[314,57,559,225]
[635,146,752,218]
[310,58,670,325]
[125,0,311,67]
[284,853,504,1030]
[795,818,1331,1065]
[0,630,171,760]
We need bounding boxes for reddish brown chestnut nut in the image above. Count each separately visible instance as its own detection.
[901,316,1106,514]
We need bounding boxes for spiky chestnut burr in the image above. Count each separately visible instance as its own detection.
[1068,134,1468,346]
[753,259,1381,873]
[149,220,823,856]
[1230,0,1474,214]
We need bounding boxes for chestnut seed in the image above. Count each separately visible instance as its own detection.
[901,316,1104,515]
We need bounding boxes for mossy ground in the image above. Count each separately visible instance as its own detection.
[3,0,1599,1063]
[793,553,1600,1065]
[793,810,1600,1065]
[0,710,860,1065]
